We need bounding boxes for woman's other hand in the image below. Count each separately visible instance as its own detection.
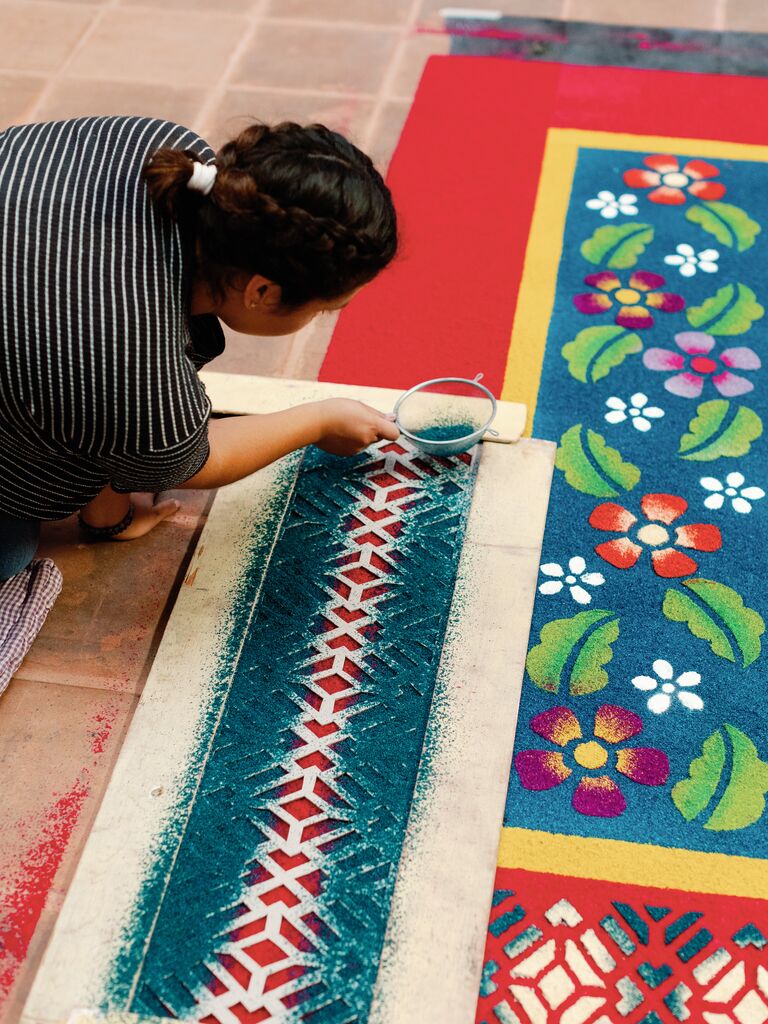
[314,398,400,456]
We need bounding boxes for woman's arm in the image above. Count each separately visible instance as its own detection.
[179,398,399,490]
[79,398,398,538]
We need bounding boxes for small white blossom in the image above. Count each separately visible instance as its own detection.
[664,243,719,278]
[539,556,605,605]
[585,190,638,219]
[605,393,665,433]
[632,658,703,714]
[700,472,765,514]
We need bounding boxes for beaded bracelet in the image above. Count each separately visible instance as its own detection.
[78,502,135,539]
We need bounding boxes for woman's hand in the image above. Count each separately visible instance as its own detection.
[113,493,180,540]
[314,398,400,456]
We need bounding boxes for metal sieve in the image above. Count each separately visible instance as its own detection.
[393,373,499,456]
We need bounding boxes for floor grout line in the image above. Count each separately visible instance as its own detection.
[262,14,407,31]
[189,0,268,137]
[25,0,121,121]
[360,0,422,155]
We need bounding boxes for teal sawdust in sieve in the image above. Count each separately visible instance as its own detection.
[505,146,768,857]
[412,422,477,442]
[106,441,477,1021]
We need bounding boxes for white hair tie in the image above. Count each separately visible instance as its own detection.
[187,162,217,196]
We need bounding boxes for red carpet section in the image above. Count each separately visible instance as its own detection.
[321,57,768,396]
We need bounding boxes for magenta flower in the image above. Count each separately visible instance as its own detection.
[574,271,685,330]
[643,332,761,398]
[515,704,669,818]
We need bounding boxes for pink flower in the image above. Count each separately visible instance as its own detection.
[588,493,722,579]
[643,332,761,398]
[624,155,726,205]
[574,271,684,330]
[515,705,670,818]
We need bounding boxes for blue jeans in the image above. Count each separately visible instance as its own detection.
[0,512,40,581]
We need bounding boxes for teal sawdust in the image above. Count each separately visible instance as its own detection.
[108,441,477,1021]
[505,147,768,857]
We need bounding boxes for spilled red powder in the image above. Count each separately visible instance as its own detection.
[0,702,119,1005]
[0,778,90,999]
[90,706,118,756]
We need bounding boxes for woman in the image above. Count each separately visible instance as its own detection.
[0,117,400,581]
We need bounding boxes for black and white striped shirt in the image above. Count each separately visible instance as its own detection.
[0,116,222,520]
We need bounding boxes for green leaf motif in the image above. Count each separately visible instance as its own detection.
[672,724,768,831]
[686,201,761,253]
[580,223,654,268]
[526,609,619,695]
[662,578,765,668]
[556,425,641,498]
[686,283,764,335]
[678,400,763,462]
[562,326,643,384]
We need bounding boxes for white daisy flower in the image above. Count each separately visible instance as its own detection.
[585,190,639,219]
[539,556,605,605]
[700,472,765,514]
[605,393,665,433]
[664,243,719,278]
[632,659,703,714]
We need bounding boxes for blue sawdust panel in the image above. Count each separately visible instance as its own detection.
[505,146,768,858]
[107,443,476,1021]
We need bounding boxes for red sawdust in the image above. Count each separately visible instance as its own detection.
[0,777,90,999]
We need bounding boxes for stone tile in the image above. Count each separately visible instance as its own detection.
[726,0,768,31]
[66,8,249,86]
[418,0,565,29]
[266,0,413,23]
[34,78,205,127]
[0,679,135,1015]
[233,21,399,94]
[566,0,718,29]
[14,489,211,694]
[282,313,339,381]
[207,323,293,377]
[119,0,253,11]
[0,72,46,130]
[0,3,95,72]
[366,99,411,171]
[203,88,373,151]
[387,30,450,101]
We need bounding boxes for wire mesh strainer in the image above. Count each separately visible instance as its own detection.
[393,373,498,455]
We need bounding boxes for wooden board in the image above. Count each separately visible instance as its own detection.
[22,376,553,1024]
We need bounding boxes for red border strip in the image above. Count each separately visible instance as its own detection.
[321,57,768,395]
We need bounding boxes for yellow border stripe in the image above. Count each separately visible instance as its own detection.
[501,127,768,435]
[499,828,768,900]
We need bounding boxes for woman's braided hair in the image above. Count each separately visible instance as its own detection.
[144,122,398,307]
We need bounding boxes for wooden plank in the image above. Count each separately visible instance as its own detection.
[22,377,553,1024]
[199,371,527,443]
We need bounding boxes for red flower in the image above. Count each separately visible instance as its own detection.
[589,493,722,578]
[573,271,684,330]
[624,155,726,205]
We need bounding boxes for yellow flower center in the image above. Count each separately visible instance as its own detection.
[662,171,689,188]
[573,741,608,769]
[614,288,641,304]
[637,523,670,546]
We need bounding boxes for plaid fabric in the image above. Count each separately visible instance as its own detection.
[0,559,62,696]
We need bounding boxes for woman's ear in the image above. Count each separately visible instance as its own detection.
[243,274,282,310]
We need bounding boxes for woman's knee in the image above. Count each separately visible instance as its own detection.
[0,516,41,582]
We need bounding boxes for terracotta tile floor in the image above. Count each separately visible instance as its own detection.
[0,0,761,1017]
